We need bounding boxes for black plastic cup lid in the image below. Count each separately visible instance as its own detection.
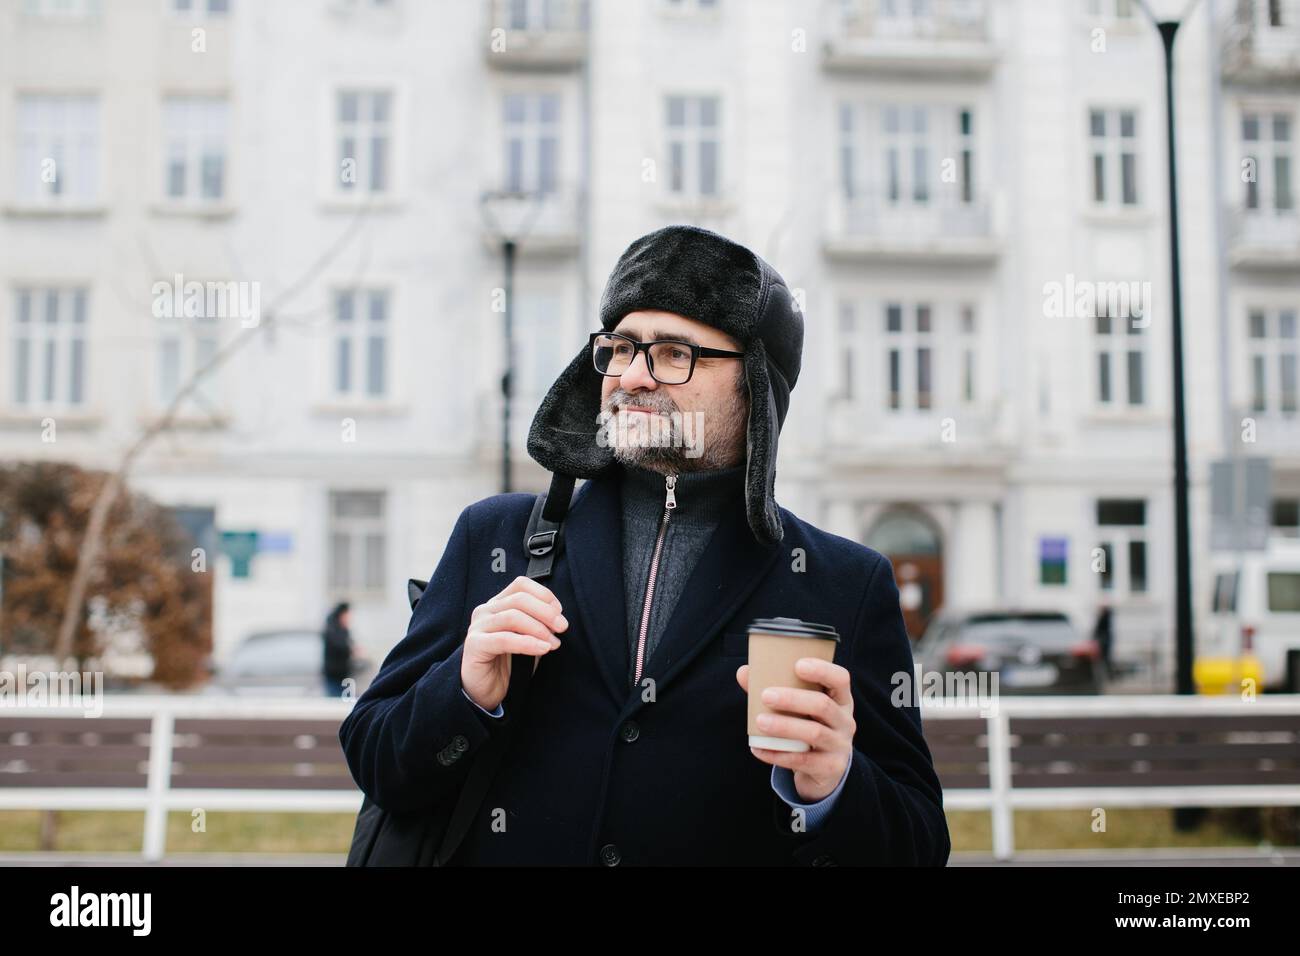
[747,617,840,642]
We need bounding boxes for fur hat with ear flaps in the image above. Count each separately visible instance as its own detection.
[526,224,804,548]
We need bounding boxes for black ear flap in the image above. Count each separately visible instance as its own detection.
[742,340,784,548]
[526,344,617,478]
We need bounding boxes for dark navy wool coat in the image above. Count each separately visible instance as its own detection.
[338,470,950,866]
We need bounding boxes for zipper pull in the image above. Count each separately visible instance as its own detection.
[665,473,677,510]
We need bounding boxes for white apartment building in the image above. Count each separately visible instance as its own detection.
[1,0,1297,686]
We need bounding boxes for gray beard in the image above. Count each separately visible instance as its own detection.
[610,412,745,473]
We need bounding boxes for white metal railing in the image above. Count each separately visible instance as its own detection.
[834,0,990,42]
[0,696,360,862]
[489,0,586,34]
[2,694,1298,862]
[921,693,1300,861]
[1220,0,1300,76]
[830,194,993,243]
[1228,206,1300,250]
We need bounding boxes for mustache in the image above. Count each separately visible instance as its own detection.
[605,390,678,414]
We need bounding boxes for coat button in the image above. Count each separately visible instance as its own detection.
[451,735,469,752]
[619,721,640,743]
[599,843,621,866]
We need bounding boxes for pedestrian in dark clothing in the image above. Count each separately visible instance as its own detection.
[339,224,950,865]
[323,602,353,697]
[1092,604,1114,680]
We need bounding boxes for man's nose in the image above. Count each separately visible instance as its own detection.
[619,350,659,392]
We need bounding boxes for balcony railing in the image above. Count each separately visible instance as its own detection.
[479,186,583,255]
[1221,0,1300,82]
[485,0,588,69]
[822,0,996,76]
[1227,206,1300,269]
[824,194,999,263]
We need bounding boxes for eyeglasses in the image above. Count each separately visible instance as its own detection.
[589,331,744,385]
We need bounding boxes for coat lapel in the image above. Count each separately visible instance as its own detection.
[562,469,784,709]
[561,472,630,705]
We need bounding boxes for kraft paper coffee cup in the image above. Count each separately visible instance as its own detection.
[746,617,840,753]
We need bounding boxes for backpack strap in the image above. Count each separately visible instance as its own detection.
[525,473,575,581]
[433,473,575,866]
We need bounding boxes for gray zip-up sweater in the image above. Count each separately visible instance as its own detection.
[619,460,748,687]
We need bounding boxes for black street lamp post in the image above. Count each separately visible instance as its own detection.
[501,237,517,494]
[1139,0,1204,833]
[1139,0,1198,698]
[480,191,545,495]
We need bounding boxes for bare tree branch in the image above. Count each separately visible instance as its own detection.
[52,194,377,667]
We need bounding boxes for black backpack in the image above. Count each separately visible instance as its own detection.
[344,477,573,866]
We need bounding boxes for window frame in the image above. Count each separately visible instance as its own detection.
[1240,104,1295,215]
[11,285,89,411]
[14,92,101,207]
[664,93,722,199]
[1092,283,1148,411]
[327,490,387,597]
[160,94,230,205]
[1087,105,1141,209]
[1095,497,1149,597]
[330,86,397,199]
[331,287,390,401]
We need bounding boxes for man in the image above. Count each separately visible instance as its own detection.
[339,224,950,865]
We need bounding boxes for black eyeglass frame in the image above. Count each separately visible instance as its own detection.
[588,331,745,385]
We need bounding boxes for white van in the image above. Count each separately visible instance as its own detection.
[1204,539,1300,693]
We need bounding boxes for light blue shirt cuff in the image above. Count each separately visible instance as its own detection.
[770,759,851,832]
[461,686,504,719]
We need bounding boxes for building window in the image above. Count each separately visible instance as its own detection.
[170,0,229,15]
[839,104,856,201]
[959,304,977,404]
[1089,108,1139,207]
[505,0,563,30]
[1273,498,1300,536]
[1086,0,1135,20]
[838,300,861,401]
[1096,498,1147,595]
[333,289,388,400]
[22,0,101,17]
[515,293,564,401]
[15,94,100,205]
[1247,307,1298,415]
[1094,287,1146,408]
[1242,110,1294,213]
[11,287,88,409]
[162,96,228,203]
[328,491,385,595]
[665,94,720,198]
[957,108,975,204]
[503,92,558,195]
[884,301,933,412]
[884,105,929,205]
[839,102,977,214]
[333,0,395,13]
[1238,0,1287,29]
[873,0,939,35]
[335,90,392,195]
[158,313,219,410]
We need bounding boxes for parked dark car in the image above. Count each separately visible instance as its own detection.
[201,628,376,697]
[913,609,1105,695]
